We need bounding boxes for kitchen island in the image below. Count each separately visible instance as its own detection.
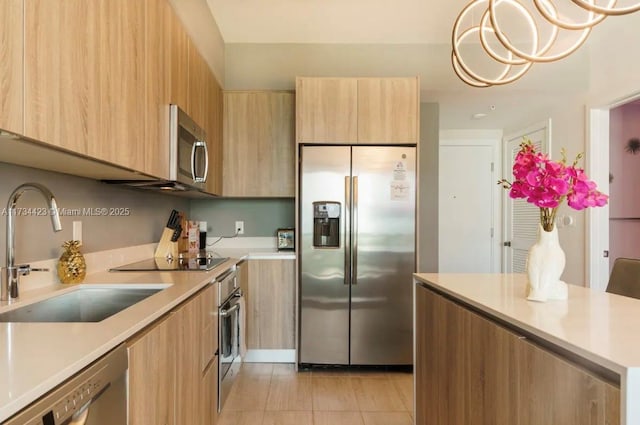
[414,273,640,425]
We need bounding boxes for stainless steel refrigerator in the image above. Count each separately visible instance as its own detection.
[299,145,416,366]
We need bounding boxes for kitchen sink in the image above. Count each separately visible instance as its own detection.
[0,284,171,323]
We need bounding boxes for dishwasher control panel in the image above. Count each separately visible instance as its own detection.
[50,374,106,424]
[3,344,127,425]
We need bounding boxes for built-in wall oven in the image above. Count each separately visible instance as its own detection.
[217,265,243,411]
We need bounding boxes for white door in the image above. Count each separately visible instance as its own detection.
[439,144,495,272]
[503,123,550,273]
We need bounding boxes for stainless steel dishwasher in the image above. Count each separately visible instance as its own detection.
[2,344,128,425]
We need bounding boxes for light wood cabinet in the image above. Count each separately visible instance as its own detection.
[296,77,419,145]
[25,0,146,171]
[187,41,207,129]
[24,0,96,155]
[201,355,219,425]
[169,8,189,113]
[204,69,223,196]
[296,78,357,143]
[174,285,209,425]
[144,0,172,179]
[415,284,621,425]
[357,78,419,143]
[128,316,176,425]
[0,0,23,135]
[247,259,296,349]
[128,283,218,425]
[223,91,295,197]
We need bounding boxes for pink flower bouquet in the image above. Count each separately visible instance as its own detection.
[499,139,608,231]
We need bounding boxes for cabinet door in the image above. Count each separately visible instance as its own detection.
[517,338,618,425]
[201,355,219,425]
[169,4,189,112]
[128,315,176,425]
[296,78,357,143]
[24,0,96,155]
[357,78,419,144]
[173,292,204,425]
[91,0,146,171]
[25,0,146,170]
[247,259,296,349]
[205,70,223,195]
[144,0,171,179]
[187,41,207,128]
[0,0,23,135]
[200,284,219,374]
[223,91,295,197]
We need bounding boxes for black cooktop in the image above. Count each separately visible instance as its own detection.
[109,255,229,272]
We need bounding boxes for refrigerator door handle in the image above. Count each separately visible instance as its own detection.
[344,176,351,285]
[352,176,358,285]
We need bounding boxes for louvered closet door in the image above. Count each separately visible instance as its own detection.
[504,127,549,273]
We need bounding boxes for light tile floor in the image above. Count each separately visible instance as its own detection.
[218,364,413,425]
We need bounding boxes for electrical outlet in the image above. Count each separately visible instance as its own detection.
[235,221,244,235]
[73,221,82,245]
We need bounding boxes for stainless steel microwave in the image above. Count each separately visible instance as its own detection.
[169,104,208,190]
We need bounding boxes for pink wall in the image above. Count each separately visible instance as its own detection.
[609,102,640,271]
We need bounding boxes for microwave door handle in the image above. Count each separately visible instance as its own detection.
[191,140,208,183]
[201,141,209,183]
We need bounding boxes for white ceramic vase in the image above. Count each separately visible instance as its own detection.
[526,224,568,302]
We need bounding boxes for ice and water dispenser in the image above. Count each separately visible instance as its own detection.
[313,201,340,248]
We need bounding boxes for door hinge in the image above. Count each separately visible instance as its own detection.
[503,241,511,247]
[491,162,494,172]
[490,228,494,237]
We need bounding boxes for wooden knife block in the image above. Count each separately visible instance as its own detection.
[154,227,178,259]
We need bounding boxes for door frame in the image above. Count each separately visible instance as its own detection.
[439,129,502,273]
[502,119,551,273]
[586,92,640,290]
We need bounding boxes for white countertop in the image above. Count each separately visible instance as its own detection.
[414,273,640,425]
[0,259,237,422]
[414,273,640,373]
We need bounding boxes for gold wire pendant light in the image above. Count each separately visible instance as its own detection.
[451,0,640,87]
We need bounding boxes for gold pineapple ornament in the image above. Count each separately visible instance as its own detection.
[57,240,87,284]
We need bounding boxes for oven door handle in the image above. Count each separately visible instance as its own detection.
[216,269,236,283]
[220,303,240,317]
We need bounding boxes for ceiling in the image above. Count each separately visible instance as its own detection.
[206,0,471,44]
[203,0,635,130]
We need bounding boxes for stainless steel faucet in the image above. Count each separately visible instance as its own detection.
[1,183,62,301]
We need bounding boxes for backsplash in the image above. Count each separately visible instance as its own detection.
[0,162,189,263]
[190,198,295,238]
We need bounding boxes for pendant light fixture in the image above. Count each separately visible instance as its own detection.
[452,0,640,87]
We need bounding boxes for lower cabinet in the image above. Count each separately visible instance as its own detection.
[128,283,218,425]
[246,259,296,350]
[202,355,219,425]
[415,284,620,425]
[128,315,175,425]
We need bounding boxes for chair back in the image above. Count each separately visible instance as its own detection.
[606,257,640,300]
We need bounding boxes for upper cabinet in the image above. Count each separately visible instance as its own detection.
[0,0,23,135]
[296,78,357,143]
[25,0,146,172]
[296,77,420,145]
[357,78,419,143]
[17,0,222,183]
[223,91,295,197]
[143,0,173,179]
[204,68,223,196]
